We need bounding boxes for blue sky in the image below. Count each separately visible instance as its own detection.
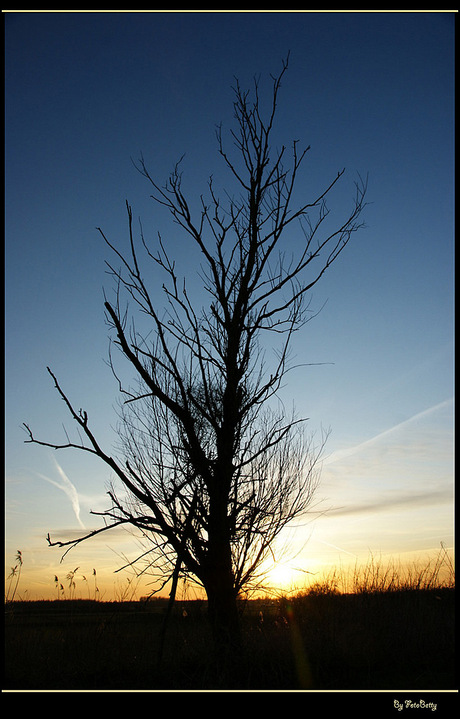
[5,11,454,599]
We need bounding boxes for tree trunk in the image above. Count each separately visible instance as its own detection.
[203,497,243,685]
[206,568,240,649]
[204,565,243,687]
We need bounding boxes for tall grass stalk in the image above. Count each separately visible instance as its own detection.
[5,550,23,603]
[93,568,99,601]
[66,567,79,601]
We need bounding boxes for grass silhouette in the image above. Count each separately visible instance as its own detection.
[4,546,454,690]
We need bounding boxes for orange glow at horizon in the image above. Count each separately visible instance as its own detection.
[4,542,454,602]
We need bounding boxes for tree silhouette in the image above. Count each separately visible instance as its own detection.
[24,57,367,670]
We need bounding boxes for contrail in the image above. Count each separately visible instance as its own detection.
[314,539,359,558]
[323,398,453,467]
[36,458,85,529]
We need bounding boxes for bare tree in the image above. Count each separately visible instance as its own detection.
[24,57,367,664]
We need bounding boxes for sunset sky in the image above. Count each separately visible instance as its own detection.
[5,10,454,600]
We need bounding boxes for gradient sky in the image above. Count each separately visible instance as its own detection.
[5,10,454,600]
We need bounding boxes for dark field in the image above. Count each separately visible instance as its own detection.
[4,587,455,691]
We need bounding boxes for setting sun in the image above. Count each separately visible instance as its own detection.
[265,562,298,592]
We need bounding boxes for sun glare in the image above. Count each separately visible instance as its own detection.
[267,562,297,591]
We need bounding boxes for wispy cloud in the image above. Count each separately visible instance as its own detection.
[318,398,454,519]
[327,487,453,518]
[36,458,85,529]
